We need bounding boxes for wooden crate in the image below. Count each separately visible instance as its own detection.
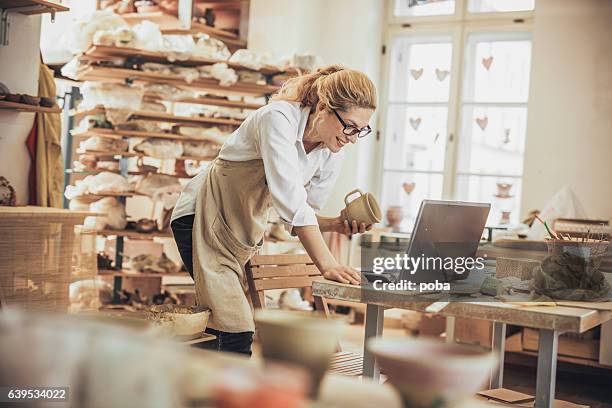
[0,207,95,312]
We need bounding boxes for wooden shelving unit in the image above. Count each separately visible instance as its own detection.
[63,14,283,302]
[0,100,61,113]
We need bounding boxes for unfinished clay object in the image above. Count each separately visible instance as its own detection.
[368,337,497,408]
[255,309,342,397]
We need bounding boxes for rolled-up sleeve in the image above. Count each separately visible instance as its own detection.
[257,109,318,229]
[306,151,344,212]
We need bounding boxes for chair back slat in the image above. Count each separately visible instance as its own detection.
[251,264,320,279]
[250,254,313,266]
[253,276,324,291]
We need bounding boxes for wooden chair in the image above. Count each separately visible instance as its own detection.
[245,254,363,376]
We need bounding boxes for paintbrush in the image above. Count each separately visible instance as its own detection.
[535,215,559,239]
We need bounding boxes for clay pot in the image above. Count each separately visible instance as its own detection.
[255,309,343,398]
[500,211,511,224]
[386,206,404,232]
[135,218,157,233]
[20,94,40,106]
[368,337,497,408]
[495,183,513,198]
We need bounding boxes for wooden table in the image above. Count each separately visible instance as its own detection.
[312,280,612,408]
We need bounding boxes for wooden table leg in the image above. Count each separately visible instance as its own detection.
[363,304,384,380]
[445,316,456,344]
[535,329,558,408]
[489,321,506,389]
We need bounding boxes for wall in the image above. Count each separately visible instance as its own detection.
[521,0,612,220]
[249,0,385,216]
[0,14,42,205]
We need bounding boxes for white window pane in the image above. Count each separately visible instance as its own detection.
[463,33,532,103]
[389,37,453,102]
[394,0,455,17]
[468,0,535,13]
[455,175,522,225]
[456,106,527,176]
[384,106,449,172]
[381,171,444,231]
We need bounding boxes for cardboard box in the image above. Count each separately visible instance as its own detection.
[477,388,588,407]
[419,314,446,338]
[455,317,493,348]
[522,328,600,361]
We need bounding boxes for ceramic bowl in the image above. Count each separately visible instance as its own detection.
[147,305,211,339]
[255,309,343,397]
[367,337,497,408]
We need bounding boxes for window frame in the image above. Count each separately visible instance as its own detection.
[375,0,534,224]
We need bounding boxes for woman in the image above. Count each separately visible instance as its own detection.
[171,64,377,355]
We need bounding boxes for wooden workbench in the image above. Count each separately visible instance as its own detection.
[312,280,612,408]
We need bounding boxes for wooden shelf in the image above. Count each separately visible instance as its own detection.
[98,229,173,239]
[66,169,120,175]
[0,100,61,113]
[77,191,140,199]
[67,168,194,179]
[0,0,69,15]
[72,106,243,127]
[99,269,191,279]
[82,45,283,75]
[145,94,264,110]
[75,66,280,97]
[77,149,217,162]
[121,12,246,50]
[73,128,220,143]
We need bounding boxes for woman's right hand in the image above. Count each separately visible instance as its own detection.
[322,265,361,285]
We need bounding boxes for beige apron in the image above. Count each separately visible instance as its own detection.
[192,158,272,332]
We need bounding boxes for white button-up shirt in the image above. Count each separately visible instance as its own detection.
[171,101,344,230]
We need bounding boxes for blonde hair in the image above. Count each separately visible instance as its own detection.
[272,64,377,112]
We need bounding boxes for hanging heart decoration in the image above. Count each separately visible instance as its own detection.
[482,56,494,70]
[475,116,488,131]
[503,128,511,144]
[410,68,424,80]
[403,182,416,195]
[409,117,422,131]
[435,68,449,81]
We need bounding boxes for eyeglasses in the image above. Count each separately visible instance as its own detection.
[332,109,372,138]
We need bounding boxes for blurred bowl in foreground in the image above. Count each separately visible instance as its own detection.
[254,309,343,397]
[367,337,497,408]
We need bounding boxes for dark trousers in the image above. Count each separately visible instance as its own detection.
[171,214,254,356]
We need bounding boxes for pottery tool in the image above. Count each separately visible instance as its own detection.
[535,215,559,239]
[425,301,450,313]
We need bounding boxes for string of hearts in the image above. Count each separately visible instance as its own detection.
[410,68,450,81]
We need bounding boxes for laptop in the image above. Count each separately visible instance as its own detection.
[362,200,490,285]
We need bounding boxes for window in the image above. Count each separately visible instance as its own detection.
[380,0,534,229]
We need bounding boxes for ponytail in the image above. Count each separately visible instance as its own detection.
[272,64,377,112]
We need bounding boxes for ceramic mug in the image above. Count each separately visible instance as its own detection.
[344,189,382,225]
